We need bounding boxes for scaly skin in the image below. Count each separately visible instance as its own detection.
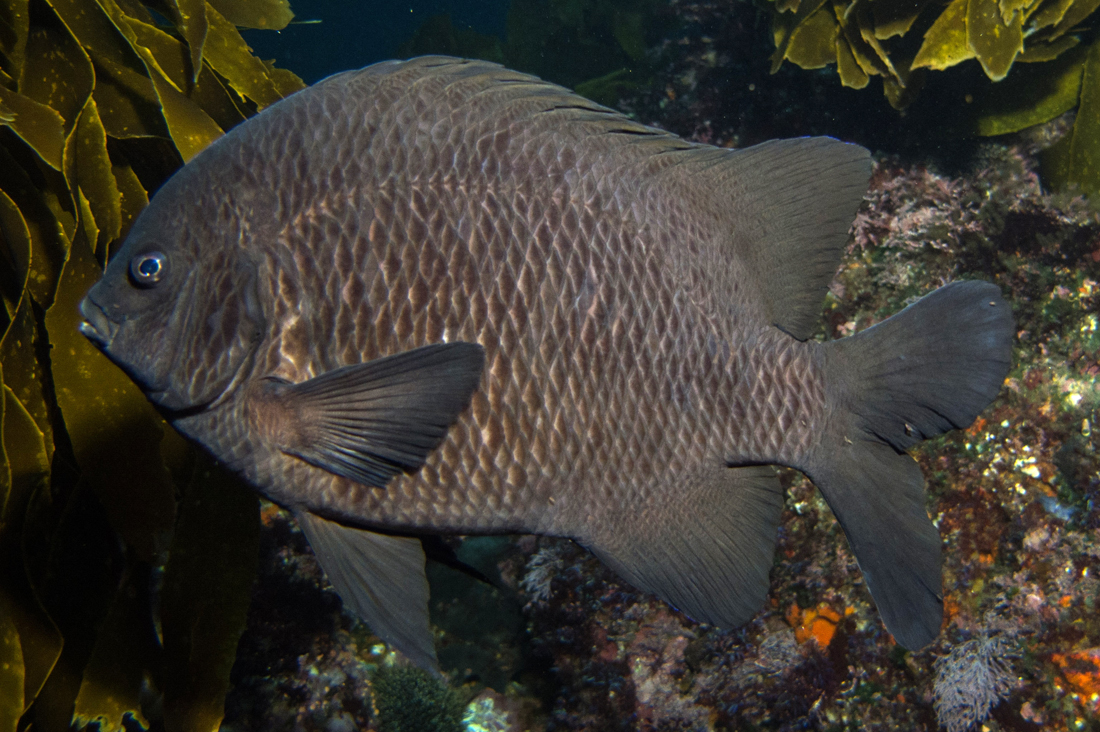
[171,58,827,543]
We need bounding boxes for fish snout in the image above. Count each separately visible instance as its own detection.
[78,295,117,348]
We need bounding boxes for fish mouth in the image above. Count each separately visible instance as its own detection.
[78,296,118,349]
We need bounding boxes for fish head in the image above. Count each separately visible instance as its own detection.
[79,166,268,413]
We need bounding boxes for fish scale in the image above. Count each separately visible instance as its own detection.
[215,65,825,533]
[81,56,1014,671]
[258,166,816,535]
[229,74,739,526]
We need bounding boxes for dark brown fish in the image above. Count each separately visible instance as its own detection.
[79,56,1013,672]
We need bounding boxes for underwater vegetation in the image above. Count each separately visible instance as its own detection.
[768,0,1100,194]
[0,0,1096,730]
[0,0,303,729]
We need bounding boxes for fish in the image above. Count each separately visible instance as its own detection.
[79,55,1014,672]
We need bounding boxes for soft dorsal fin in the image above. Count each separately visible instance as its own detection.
[646,137,872,340]
[710,138,871,340]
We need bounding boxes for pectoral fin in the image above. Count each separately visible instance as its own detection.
[296,510,439,674]
[264,342,484,487]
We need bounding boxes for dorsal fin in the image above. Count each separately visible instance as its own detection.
[337,58,871,338]
[683,137,872,340]
[642,137,866,339]
[341,55,685,150]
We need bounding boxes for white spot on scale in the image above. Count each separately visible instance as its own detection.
[340,278,357,305]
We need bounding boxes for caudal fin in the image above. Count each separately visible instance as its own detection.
[807,280,1013,648]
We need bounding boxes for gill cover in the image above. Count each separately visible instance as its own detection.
[80,161,269,412]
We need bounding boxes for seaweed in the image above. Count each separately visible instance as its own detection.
[768,0,1100,194]
[0,1,302,730]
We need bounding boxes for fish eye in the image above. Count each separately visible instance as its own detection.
[129,251,168,287]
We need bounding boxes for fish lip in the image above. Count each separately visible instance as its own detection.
[78,296,118,349]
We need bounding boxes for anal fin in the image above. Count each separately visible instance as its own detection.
[296,510,439,674]
[581,465,784,627]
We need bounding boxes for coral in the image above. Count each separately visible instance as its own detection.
[932,629,1021,732]
[462,690,521,732]
[370,666,465,732]
[520,546,565,606]
[1051,648,1100,713]
[786,602,853,647]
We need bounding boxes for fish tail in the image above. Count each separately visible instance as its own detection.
[807,280,1013,648]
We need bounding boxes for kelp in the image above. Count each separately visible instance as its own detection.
[1041,40,1100,195]
[769,0,1100,194]
[0,0,303,730]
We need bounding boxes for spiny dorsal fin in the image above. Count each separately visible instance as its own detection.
[345,55,682,143]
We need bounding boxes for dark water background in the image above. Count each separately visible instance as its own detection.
[242,0,510,84]
[240,0,992,160]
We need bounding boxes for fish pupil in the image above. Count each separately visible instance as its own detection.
[130,251,166,286]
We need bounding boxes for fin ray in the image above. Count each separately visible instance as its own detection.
[581,465,784,627]
[296,511,440,674]
[268,342,484,487]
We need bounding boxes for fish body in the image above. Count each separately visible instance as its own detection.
[80,57,1014,671]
